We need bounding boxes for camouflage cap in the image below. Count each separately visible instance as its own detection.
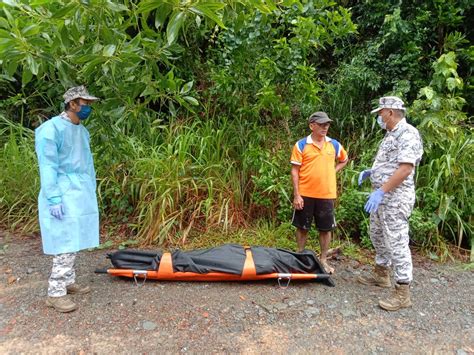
[308,111,333,124]
[371,96,406,114]
[63,85,99,104]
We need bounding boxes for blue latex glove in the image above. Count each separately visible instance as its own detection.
[364,189,385,213]
[49,204,64,220]
[358,169,372,186]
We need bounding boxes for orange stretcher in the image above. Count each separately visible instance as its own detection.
[99,246,334,287]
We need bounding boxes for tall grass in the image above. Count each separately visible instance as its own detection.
[417,135,474,248]
[0,116,39,232]
[0,113,288,245]
[95,117,277,246]
[1,105,471,258]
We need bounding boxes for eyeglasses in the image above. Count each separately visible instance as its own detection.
[315,122,331,128]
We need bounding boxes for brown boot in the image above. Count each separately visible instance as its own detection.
[66,283,91,295]
[45,295,77,313]
[379,283,412,311]
[358,264,392,288]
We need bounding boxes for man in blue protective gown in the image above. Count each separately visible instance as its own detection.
[35,86,100,313]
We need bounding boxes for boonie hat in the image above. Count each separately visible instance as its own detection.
[308,111,333,124]
[371,96,406,114]
[63,85,99,104]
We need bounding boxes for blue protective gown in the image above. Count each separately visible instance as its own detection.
[35,115,99,255]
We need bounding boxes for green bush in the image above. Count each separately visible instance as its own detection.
[409,208,439,246]
[412,51,473,250]
[336,188,371,247]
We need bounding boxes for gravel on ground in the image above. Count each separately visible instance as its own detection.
[1,231,473,354]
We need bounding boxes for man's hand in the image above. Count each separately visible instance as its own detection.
[358,169,372,186]
[293,195,304,210]
[364,189,384,213]
[49,203,64,220]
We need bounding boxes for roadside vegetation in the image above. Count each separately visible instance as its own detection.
[0,0,472,261]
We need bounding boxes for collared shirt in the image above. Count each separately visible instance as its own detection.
[291,135,348,199]
[370,118,423,194]
[59,111,72,122]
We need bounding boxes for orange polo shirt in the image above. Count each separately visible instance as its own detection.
[290,135,348,199]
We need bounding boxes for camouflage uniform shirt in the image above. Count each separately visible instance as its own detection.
[370,118,423,200]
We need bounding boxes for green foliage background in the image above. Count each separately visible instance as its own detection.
[0,0,472,258]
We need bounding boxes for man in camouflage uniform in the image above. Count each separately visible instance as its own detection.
[35,86,100,313]
[357,96,423,311]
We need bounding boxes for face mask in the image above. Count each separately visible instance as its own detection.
[77,105,92,120]
[377,115,386,130]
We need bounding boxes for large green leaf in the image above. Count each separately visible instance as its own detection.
[183,96,199,106]
[0,17,10,29]
[0,38,15,53]
[51,4,79,19]
[420,86,435,100]
[137,0,170,14]
[1,7,15,24]
[6,59,18,77]
[2,0,20,8]
[0,29,11,38]
[140,85,156,97]
[243,0,277,14]
[446,77,462,91]
[102,44,116,57]
[21,67,33,86]
[106,2,129,12]
[21,24,41,37]
[26,54,39,75]
[180,80,193,94]
[166,11,186,46]
[155,3,173,29]
[29,0,52,5]
[190,3,226,29]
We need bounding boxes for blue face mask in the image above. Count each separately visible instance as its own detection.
[377,115,386,130]
[77,105,92,120]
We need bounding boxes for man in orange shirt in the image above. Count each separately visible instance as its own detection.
[290,112,349,273]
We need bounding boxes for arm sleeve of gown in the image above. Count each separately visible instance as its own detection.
[85,130,97,190]
[88,156,97,190]
[35,132,62,205]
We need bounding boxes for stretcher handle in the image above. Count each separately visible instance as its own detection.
[94,268,109,274]
[133,270,148,286]
[277,274,291,288]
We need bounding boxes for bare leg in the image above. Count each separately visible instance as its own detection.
[319,230,334,274]
[296,228,308,252]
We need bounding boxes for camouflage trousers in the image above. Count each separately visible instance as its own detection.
[369,195,415,283]
[48,252,77,297]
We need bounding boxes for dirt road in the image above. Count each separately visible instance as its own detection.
[1,232,473,354]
